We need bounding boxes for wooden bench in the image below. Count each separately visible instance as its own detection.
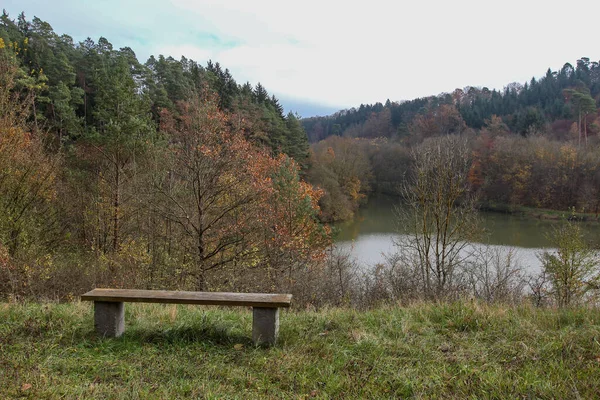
[81,288,292,346]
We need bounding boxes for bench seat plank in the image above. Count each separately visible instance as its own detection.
[81,288,292,308]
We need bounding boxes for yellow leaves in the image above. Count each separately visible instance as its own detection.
[504,163,531,193]
[37,254,54,282]
[534,146,548,161]
[0,126,57,203]
[558,144,577,169]
[345,176,363,202]
[0,38,4,49]
[0,243,10,271]
[117,238,152,266]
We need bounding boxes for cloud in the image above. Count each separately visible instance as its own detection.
[164,0,599,108]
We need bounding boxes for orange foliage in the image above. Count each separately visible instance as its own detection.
[0,45,58,257]
[157,91,329,287]
[468,158,484,189]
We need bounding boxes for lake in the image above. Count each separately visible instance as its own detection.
[334,194,599,273]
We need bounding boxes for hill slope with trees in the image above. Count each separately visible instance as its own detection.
[303,58,600,142]
[0,11,310,165]
[303,58,600,222]
[0,11,326,299]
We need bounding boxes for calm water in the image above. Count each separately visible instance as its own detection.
[334,194,600,272]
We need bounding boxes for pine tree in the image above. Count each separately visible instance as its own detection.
[284,112,310,169]
[85,46,155,252]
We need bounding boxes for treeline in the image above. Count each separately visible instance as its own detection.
[0,11,309,164]
[0,12,328,300]
[308,120,600,222]
[303,58,600,141]
[304,58,600,222]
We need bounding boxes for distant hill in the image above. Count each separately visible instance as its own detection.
[302,58,600,142]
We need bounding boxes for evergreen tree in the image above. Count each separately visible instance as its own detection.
[284,112,310,169]
[85,46,155,252]
[254,82,268,104]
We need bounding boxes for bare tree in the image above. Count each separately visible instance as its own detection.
[378,251,423,302]
[395,135,481,299]
[466,245,526,303]
[527,271,549,307]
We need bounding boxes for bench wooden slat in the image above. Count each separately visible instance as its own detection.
[81,288,292,308]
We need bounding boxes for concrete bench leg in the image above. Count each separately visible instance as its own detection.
[252,307,279,346]
[94,301,125,338]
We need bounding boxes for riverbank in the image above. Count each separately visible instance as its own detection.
[2,301,599,398]
[339,193,600,227]
[479,202,600,222]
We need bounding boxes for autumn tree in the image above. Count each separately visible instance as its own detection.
[308,136,373,221]
[0,38,61,296]
[409,104,467,143]
[262,155,330,288]
[155,91,328,290]
[0,39,60,255]
[157,93,250,288]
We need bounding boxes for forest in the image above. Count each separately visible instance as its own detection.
[304,58,600,222]
[1,11,600,307]
[0,12,327,300]
[304,58,600,140]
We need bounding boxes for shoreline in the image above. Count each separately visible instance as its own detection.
[478,202,600,223]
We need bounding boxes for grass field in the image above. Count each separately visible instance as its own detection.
[1,301,600,399]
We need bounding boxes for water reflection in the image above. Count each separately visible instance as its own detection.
[336,233,546,273]
[334,194,599,271]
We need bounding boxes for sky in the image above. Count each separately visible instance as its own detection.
[4,0,599,117]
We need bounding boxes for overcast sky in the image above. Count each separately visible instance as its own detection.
[4,0,599,117]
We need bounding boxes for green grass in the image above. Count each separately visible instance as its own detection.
[1,301,600,399]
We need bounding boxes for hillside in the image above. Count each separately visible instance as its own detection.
[0,11,310,164]
[302,59,600,222]
[0,12,328,300]
[303,58,600,142]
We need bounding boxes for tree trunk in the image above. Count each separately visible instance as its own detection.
[113,162,120,252]
[32,98,39,132]
[196,183,206,290]
[584,114,588,146]
[578,110,582,147]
